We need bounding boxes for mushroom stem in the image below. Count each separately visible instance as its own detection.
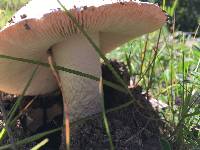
[52,33,102,122]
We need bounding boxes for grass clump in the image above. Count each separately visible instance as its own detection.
[107,10,200,149]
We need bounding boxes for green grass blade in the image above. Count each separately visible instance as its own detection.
[0,54,126,94]
[0,128,6,140]
[170,0,178,16]
[31,138,49,150]
[99,78,114,150]
[0,128,61,150]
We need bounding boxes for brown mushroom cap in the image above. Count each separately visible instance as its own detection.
[0,0,166,95]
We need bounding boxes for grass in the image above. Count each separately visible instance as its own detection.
[0,0,199,150]
[0,0,28,28]
[107,26,200,149]
[107,21,200,150]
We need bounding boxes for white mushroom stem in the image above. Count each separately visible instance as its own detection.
[52,33,102,122]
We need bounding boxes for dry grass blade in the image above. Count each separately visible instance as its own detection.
[47,49,70,150]
[10,96,37,126]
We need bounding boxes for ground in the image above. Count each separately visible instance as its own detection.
[0,60,165,150]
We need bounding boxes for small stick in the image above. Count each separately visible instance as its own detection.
[47,48,70,150]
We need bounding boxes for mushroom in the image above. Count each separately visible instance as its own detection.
[0,0,166,122]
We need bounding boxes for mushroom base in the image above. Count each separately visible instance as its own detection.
[52,33,101,122]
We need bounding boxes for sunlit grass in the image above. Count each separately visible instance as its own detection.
[0,0,29,28]
[107,23,200,149]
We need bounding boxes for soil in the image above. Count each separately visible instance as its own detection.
[0,60,164,150]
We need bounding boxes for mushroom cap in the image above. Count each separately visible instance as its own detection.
[0,0,166,95]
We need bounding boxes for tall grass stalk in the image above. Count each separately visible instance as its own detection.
[56,0,136,100]
[56,0,120,148]
[99,77,114,150]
